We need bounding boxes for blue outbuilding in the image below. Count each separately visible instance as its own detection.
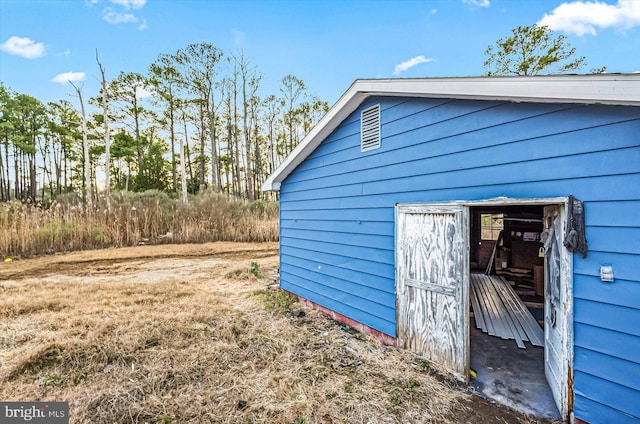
[262,75,640,424]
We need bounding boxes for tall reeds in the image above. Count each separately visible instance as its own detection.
[0,190,278,258]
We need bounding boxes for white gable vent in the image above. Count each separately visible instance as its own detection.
[361,104,380,152]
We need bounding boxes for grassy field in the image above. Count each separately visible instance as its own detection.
[0,243,552,423]
[0,190,278,258]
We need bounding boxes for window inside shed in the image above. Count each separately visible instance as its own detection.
[480,213,503,241]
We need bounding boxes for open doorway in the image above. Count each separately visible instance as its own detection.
[468,203,570,420]
[395,198,573,421]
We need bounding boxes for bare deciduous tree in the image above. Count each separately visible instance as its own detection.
[69,81,92,208]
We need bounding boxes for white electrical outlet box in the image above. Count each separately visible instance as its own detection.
[600,265,614,283]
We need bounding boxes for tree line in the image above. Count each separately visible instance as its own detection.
[0,43,329,205]
[1,25,600,207]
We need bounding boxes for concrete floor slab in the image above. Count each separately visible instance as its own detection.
[469,325,561,420]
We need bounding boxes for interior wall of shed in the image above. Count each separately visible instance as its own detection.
[470,206,545,275]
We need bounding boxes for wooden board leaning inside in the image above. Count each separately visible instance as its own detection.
[488,218,545,297]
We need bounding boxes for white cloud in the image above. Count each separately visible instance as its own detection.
[55,49,71,57]
[109,0,146,9]
[0,36,46,59]
[101,2,147,29]
[103,9,138,24]
[51,72,86,84]
[538,0,640,36]
[136,86,154,99]
[232,29,245,46]
[393,55,434,75]
[462,0,490,8]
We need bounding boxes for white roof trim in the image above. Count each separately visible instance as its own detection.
[262,74,640,192]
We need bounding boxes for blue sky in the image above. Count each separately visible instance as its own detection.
[1,0,639,108]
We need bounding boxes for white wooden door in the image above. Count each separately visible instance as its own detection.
[543,204,572,418]
[396,205,469,381]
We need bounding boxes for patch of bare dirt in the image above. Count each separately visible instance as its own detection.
[0,242,278,281]
[0,242,554,423]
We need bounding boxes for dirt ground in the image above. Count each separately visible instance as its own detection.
[0,242,557,423]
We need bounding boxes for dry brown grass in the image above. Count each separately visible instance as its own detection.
[0,243,550,424]
[0,190,278,258]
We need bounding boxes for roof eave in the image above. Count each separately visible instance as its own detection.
[262,75,640,192]
[261,82,368,192]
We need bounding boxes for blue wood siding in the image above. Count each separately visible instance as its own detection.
[278,96,640,422]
